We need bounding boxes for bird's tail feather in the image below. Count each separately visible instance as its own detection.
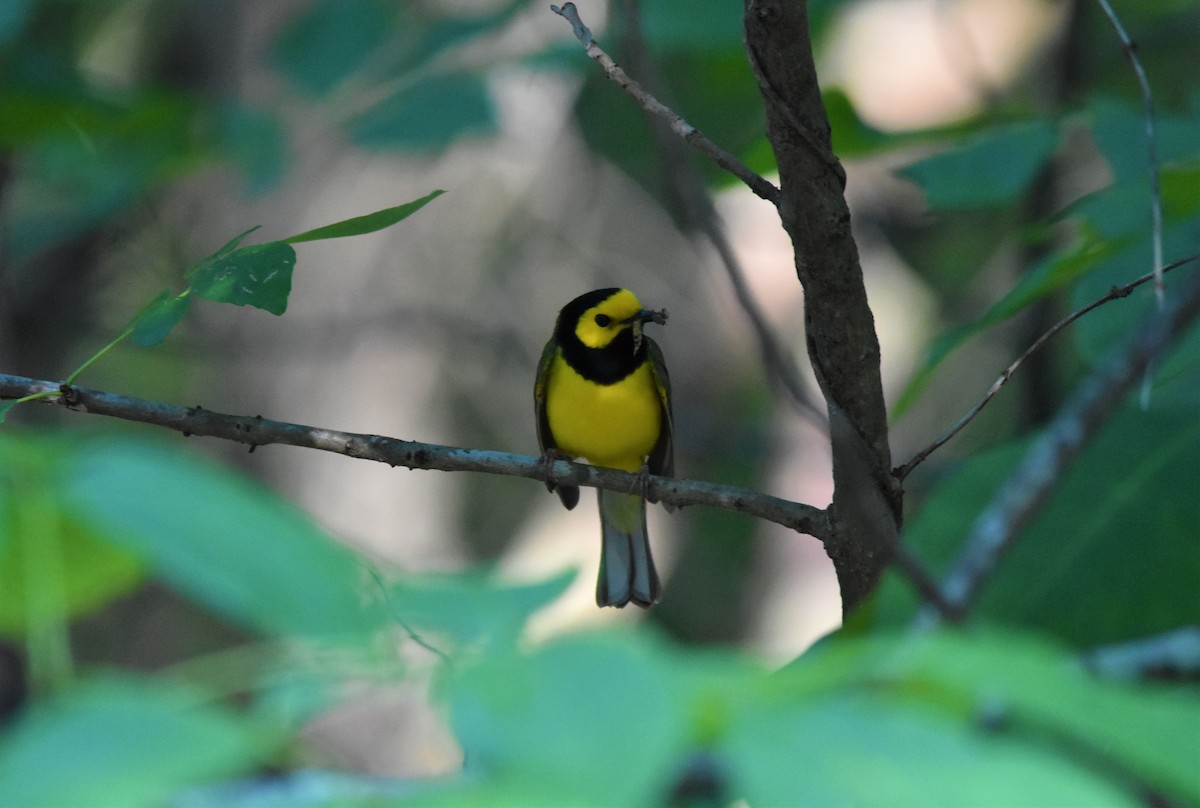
[596,489,660,608]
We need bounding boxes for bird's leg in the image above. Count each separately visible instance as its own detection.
[632,459,653,503]
[537,447,571,492]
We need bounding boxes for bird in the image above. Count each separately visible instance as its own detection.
[534,287,674,608]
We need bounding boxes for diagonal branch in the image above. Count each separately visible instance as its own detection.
[550,2,780,206]
[896,253,1200,480]
[0,373,830,540]
[921,273,1200,625]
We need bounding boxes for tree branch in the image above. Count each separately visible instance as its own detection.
[606,0,827,429]
[896,253,1200,480]
[744,0,901,613]
[549,2,781,206]
[0,373,831,540]
[922,273,1200,625]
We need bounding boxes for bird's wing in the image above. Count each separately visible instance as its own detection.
[646,336,674,479]
[533,337,560,454]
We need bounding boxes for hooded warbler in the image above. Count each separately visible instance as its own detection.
[534,288,673,608]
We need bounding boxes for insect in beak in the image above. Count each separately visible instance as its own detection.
[624,308,667,354]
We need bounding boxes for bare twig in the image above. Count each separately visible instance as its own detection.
[922,274,1200,625]
[896,253,1200,480]
[1096,0,1164,307]
[0,373,831,540]
[549,2,780,206]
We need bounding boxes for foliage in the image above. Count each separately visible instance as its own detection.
[1,0,1198,806]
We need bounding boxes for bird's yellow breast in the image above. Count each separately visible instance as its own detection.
[546,353,662,473]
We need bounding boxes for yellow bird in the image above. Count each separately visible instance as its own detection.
[534,288,673,608]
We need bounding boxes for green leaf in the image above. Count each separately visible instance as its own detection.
[285,190,445,244]
[216,104,287,195]
[891,236,1117,417]
[272,0,396,97]
[725,692,1134,807]
[348,73,495,151]
[187,242,295,315]
[882,404,1200,646]
[899,119,1059,211]
[129,290,192,348]
[449,633,689,806]
[384,567,574,653]
[0,434,144,634]
[0,676,273,807]
[784,631,1200,805]
[61,439,384,640]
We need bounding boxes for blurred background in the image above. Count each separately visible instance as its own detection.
[1,0,1197,785]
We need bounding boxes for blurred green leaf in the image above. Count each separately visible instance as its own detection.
[129,290,192,348]
[273,0,395,97]
[384,567,573,653]
[882,404,1200,646]
[0,401,18,424]
[787,631,1200,805]
[286,190,444,244]
[899,119,1059,211]
[215,104,287,195]
[1087,96,1200,183]
[0,0,32,44]
[0,676,273,807]
[891,236,1116,417]
[187,242,296,315]
[725,693,1133,807]
[61,439,384,640]
[824,87,894,157]
[439,628,1192,805]
[348,73,494,151]
[0,434,144,634]
[449,633,689,806]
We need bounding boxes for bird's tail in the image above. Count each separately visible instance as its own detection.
[596,489,661,608]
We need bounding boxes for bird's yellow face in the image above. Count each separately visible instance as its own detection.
[573,289,645,349]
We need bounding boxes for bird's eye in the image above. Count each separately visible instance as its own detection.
[594,314,612,327]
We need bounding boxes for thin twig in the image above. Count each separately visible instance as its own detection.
[896,253,1200,480]
[549,2,780,206]
[0,373,831,540]
[922,273,1200,625]
[1095,0,1164,307]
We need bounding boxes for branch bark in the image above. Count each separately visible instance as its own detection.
[743,1,901,612]
[0,373,830,540]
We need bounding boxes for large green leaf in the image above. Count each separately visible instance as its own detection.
[0,434,143,634]
[61,439,383,640]
[449,633,690,806]
[883,402,1200,646]
[348,72,494,151]
[272,0,396,97]
[899,119,1059,211]
[437,628,1192,805]
[725,693,1133,807]
[0,676,273,807]
[382,567,573,653]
